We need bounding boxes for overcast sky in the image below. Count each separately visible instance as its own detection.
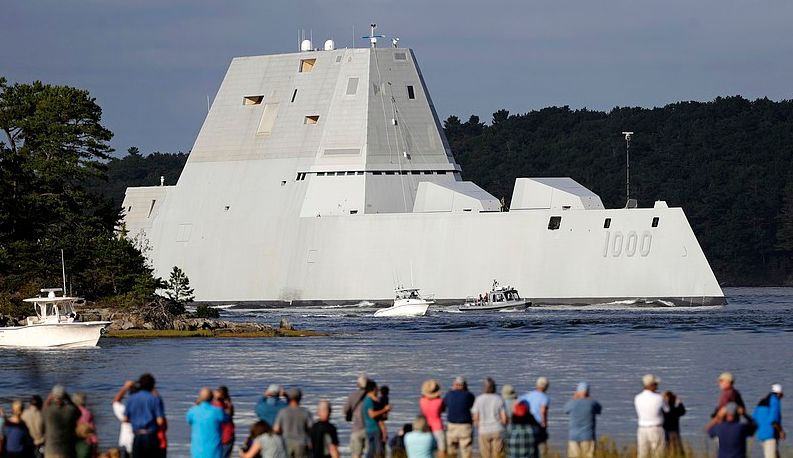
[3,0,792,155]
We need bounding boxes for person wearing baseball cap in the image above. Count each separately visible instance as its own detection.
[443,376,475,458]
[506,400,541,458]
[273,387,313,458]
[563,382,602,458]
[255,383,287,428]
[706,402,757,458]
[634,374,665,458]
[752,384,785,458]
[714,372,746,418]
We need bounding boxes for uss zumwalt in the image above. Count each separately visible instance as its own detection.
[122,26,725,307]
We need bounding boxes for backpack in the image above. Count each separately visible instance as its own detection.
[345,392,366,422]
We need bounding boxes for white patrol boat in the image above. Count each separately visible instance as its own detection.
[0,288,112,348]
[459,281,531,312]
[373,288,435,317]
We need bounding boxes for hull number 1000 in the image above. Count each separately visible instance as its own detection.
[603,231,652,257]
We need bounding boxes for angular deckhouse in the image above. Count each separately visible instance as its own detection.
[122,42,725,306]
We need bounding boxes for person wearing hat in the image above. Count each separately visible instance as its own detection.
[714,372,745,417]
[706,402,756,458]
[501,385,517,425]
[505,401,541,458]
[753,384,785,458]
[634,374,665,458]
[256,384,288,428]
[419,379,446,457]
[563,382,602,458]
[43,384,80,458]
[273,387,313,458]
[343,374,370,458]
[443,376,475,458]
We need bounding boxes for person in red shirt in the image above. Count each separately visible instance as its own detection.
[714,373,745,418]
[419,379,446,458]
[212,386,235,458]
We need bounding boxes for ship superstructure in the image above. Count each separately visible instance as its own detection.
[122,33,725,306]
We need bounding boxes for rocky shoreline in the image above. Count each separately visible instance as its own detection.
[0,299,325,337]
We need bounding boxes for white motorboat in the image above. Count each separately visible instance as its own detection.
[0,288,112,348]
[373,288,435,317]
[459,281,531,312]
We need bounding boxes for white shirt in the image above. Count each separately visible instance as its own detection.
[634,390,664,427]
[112,401,134,452]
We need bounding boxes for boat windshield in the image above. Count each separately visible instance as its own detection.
[36,303,56,318]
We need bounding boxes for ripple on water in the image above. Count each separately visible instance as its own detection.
[1,287,792,455]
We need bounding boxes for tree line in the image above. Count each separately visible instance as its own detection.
[445,97,793,285]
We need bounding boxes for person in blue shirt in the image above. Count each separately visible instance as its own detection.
[519,377,550,429]
[256,384,288,427]
[124,373,166,458]
[563,382,602,458]
[753,384,785,458]
[362,380,390,458]
[519,377,550,450]
[707,402,756,458]
[443,376,475,458]
[186,387,228,458]
[404,415,436,458]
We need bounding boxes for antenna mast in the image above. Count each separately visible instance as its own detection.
[362,23,385,48]
[61,249,67,295]
[622,131,634,204]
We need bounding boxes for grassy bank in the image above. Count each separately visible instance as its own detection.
[105,328,328,338]
[536,436,791,458]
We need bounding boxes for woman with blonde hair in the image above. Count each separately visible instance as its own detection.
[3,400,35,457]
[419,379,445,458]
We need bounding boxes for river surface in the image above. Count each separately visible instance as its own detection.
[1,287,792,457]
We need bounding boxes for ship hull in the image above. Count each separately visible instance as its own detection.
[132,161,724,306]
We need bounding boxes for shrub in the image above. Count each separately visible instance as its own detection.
[195,304,219,319]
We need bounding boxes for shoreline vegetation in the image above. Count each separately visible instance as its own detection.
[104,328,326,338]
[83,300,327,338]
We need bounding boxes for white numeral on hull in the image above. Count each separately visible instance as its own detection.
[603,231,652,257]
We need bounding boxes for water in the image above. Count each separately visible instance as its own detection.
[2,287,792,457]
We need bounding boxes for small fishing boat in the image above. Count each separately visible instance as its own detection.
[459,281,530,312]
[0,288,112,348]
[374,288,435,317]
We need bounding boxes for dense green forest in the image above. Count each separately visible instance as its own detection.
[85,147,188,207]
[0,77,158,312]
[444,97,793,285]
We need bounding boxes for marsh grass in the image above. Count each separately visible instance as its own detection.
[105,328,327,338]
[533,436,792,458]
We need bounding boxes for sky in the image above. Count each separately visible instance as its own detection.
[2,0,792,156]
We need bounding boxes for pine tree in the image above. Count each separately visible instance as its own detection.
[164,266,194,303]
[776,179,793,253]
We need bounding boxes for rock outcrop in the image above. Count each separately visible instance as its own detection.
[79,300,274,333]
